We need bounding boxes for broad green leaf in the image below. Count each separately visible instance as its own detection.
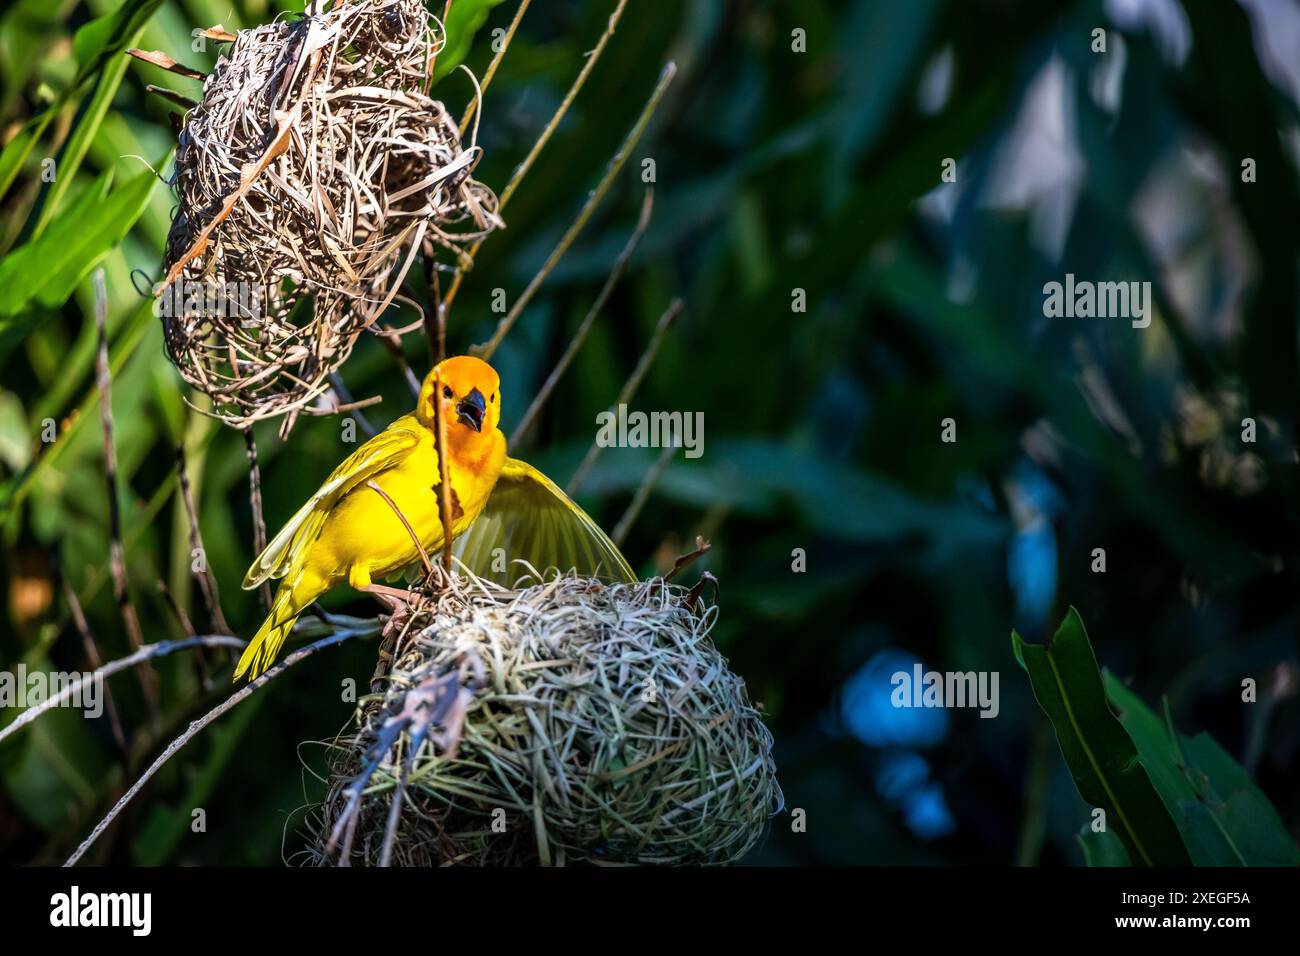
[1012,608,1192,866]
[72,0,166,86]
[0,300,155,528]
[1180,730,1300,866]
[0,1,164,207]
[1077,825,1131,866]
[433,0,509,83]
[1105,674,1300,866]
[1105,675,1242,865]
[0,161,163,319]
[34,23,147,235]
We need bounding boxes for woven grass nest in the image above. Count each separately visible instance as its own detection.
[303,572,783,866]
[161,0,500,428]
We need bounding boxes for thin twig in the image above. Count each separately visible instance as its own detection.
[442,0,637,315]
[243,427,273,612]
[510,189,654,450]
[64,625,374,867]
[611,442,675,548]
[326,374,378,437]
[498,0,629,211]
[423,255,445,366]
[425,0,455,86]
[61,579,128,755]
[379,747,414,867]
[366,480,433,577]
[684,571,718,613]
[432,369,455,572]
[377,331,423,398]
[155,580,211,690]
[663,535,711,583]
[156,46,324,292]
[472,61,677,360]
[196,25,237,43]
[94,270,159,722]
[176,441,231,635]
[0,634,245,747]
[126,49,205,80]
[456,0,533,133]
[144,85,200,110]
[568,297,683,495]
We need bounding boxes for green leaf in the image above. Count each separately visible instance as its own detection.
[0,113,53,205]
[0,160,162,319]
[432,0,509,83]
[1180,730,1300,866]
[1105,676,1240,865]
[1105,674,1300,866]
[0,1,164,206]
[72,0,165,86]
[33,23,148,235]
[1077,825,1131,866]
[1012,608,1192,866]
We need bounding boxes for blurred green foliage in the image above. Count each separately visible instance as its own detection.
[0,0,1297,866]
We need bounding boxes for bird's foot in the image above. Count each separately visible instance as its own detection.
[360,584,424,620]
[360,583,422,604]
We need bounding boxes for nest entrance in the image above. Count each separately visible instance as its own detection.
[303,573,782,866]
[161,0,500,428]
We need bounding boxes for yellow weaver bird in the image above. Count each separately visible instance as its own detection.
[235,355,634,681]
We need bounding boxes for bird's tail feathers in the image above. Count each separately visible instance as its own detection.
[234,582,303,682]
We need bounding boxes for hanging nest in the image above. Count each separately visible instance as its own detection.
[301,572,782,866]
[159,0,501,429]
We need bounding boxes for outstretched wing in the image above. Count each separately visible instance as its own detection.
[242,416,424,589]
[453,457,636,585]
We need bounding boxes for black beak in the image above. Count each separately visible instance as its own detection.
[456,388,486,432]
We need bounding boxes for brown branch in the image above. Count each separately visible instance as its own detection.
[423,254,445,367]
[242,428,272,612]
[510,188,653,451]
[197,25,237,43]
[494,0,630,211]
[472,62,677,361]
[324,374,378,437]
[144,85,199,110]
[426,0,455,86]
[611,442,675,548]
[432,369,455,573]
[684,571,718,613]
[63,624,375,867]
[377,330,423,398]
[155,581,211,689]
[61,579,128,756]
[663,535,711,583]
[366,480,433,578]
[176,441,231,635]
[567,297,683,495]
[442,0,637,316]
[93,271,160,721]
[457,0,533,133]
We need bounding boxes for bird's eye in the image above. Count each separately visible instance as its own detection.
[492,393,497,403]
[442,385,453,399]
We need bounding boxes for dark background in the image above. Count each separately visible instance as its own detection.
[1,0,1297,865]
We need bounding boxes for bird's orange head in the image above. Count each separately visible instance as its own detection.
[416,355,502,440]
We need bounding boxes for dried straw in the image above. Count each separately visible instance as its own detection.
[303,572,782,866]
[160,0,501,429]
